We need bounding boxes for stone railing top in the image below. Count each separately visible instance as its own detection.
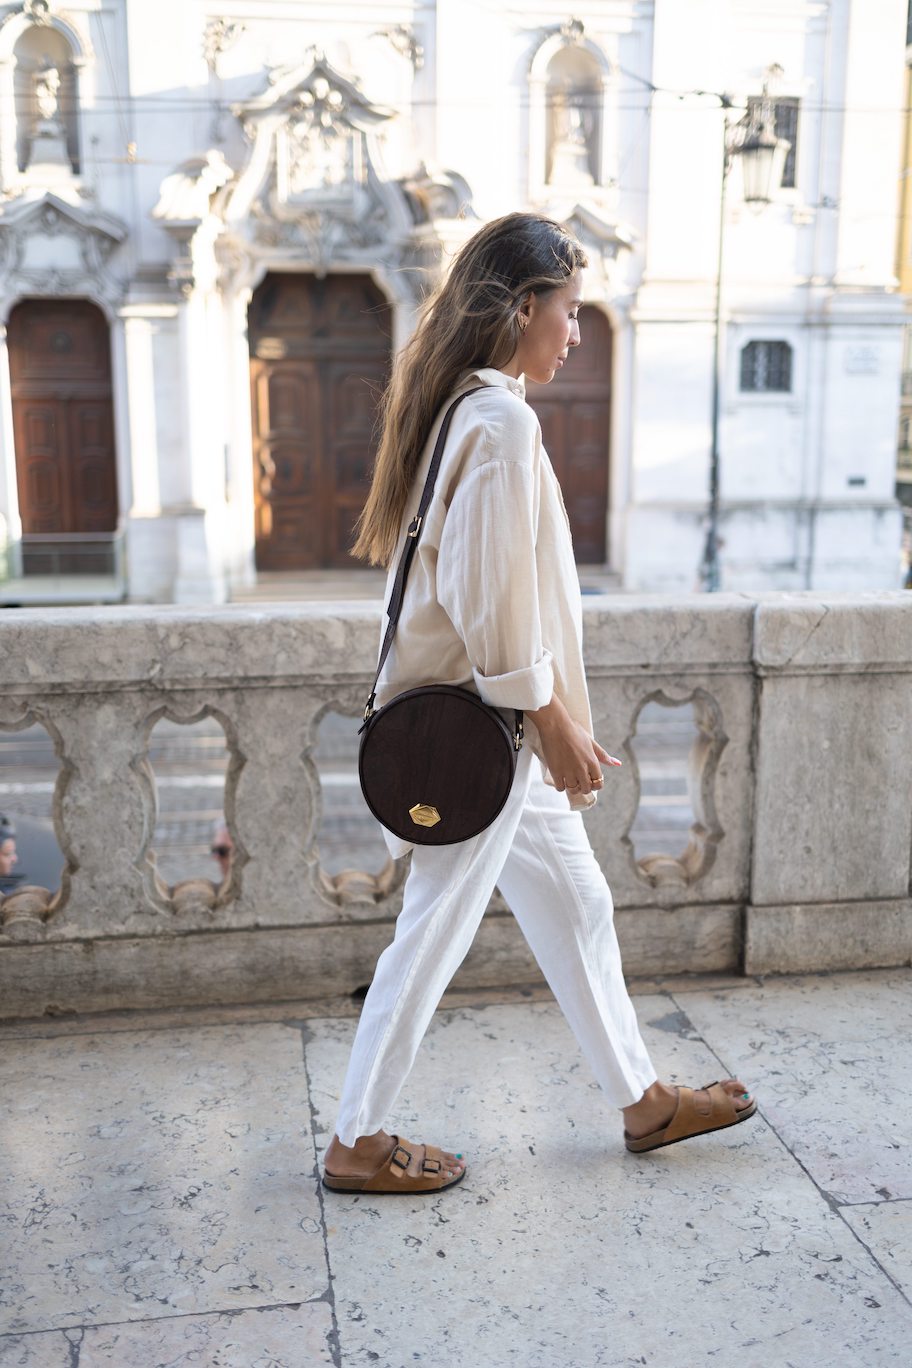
[750,592,912,672]
[0,592,909,691]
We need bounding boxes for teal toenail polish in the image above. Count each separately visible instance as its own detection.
[456,1153,463,1160]
[741,1092,750,1099]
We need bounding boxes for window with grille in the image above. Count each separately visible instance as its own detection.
[740,340,793,393]
[746,96,799,189]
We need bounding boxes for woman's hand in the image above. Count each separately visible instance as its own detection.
[525,696,622,795]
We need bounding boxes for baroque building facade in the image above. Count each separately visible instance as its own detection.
[0,0,906,602]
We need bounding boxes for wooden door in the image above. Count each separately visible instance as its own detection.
[525,304,611,564]
[248,273,392,570]
[8,299,117,573]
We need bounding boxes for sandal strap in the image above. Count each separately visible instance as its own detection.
[361,1136,453,1193]
[421,1142,447,1174]
[663,1083,738,1144]
[389,1143,412,1171]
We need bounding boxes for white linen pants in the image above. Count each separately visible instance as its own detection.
[334,746,658,1146]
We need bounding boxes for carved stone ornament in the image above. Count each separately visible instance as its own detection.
[151,152,234,296]
[23,0,53,25]
[560,16,585,45]
[0,190,126,303]
[203,16,245,72]
[398,162,475,224]
[372,23,425,71]
[34,63,61,125]
[219,54,417,283]
[153,150,233,229]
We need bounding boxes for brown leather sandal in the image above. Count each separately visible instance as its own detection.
[322,1135,467,1195]
[625,1080,758,1154]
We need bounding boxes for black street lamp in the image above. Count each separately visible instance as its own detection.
[699,82,792,592]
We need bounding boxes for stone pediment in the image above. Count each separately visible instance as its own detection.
[561,201,636,294]
[0,190,126,301]
[234,53,394,133]
[227,54,398,222]
[221,54,412,276]
[564,202,635,256]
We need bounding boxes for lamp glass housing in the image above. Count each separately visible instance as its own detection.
[736,130,791,204]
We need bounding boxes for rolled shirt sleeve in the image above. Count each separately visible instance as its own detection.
[436,459,555,712]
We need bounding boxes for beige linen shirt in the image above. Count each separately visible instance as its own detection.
[374,366,597,858]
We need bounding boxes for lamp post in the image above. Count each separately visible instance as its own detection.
[699,83,792,592]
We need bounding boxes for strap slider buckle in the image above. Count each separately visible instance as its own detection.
[407,515,422,539]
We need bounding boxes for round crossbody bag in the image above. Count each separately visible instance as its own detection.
[358,389,524,846]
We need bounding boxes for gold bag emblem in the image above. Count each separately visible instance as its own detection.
[409,803,441,828]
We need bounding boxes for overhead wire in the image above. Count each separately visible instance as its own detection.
[52,96,911,115]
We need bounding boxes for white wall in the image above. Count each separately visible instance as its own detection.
[0,0,907,600]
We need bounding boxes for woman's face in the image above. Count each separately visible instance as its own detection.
[0,838,17,876]
[513,276,583,384]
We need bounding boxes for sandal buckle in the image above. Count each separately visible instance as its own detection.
[390,1144,412,1171]
[422,1158,442,1174]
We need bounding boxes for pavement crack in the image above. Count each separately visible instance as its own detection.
[670,990,912,1312]
[64,1327,83,1367]
[297,1024,343,1367]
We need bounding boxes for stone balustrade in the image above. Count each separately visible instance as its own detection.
[0,592,910,1019]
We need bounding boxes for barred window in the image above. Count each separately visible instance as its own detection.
[746,96,799,189]
[740,340,793,393]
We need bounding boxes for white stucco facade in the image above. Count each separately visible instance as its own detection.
[0,0,907,601]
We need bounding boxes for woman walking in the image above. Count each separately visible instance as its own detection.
[322,212,756,1194]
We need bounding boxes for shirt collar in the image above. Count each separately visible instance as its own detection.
[461,367,526,400]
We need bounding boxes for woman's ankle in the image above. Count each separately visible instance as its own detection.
[327,1129,388,1156]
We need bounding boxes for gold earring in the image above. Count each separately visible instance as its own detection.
[518,315,528,332]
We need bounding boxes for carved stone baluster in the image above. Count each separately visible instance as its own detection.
[224,685,322,925]
[49,690,154,937]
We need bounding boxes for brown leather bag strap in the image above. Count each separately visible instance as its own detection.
[361,387,522,750]
[363,388,483,723]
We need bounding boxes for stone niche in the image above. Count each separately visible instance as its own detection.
[529,17,611,206]
[9,9,82,183]
[546,41,602,189]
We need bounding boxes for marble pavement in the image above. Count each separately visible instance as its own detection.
[0,969,910,1367]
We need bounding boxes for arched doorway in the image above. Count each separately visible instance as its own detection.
[525,303,611,564]
[248,273,392,570]
[8,299,117,574]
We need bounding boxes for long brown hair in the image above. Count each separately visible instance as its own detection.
[351,212,587,567]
